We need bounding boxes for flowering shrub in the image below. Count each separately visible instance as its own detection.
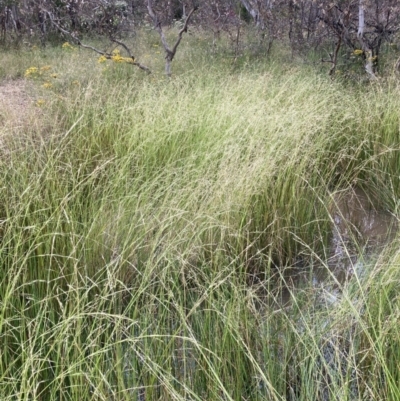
[25,65,55,79]
[97,49,135,65]
[25,65,59,82]
[24,64,65,106]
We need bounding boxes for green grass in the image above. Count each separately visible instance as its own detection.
[1,30,400,400]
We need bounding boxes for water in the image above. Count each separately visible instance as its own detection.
[326,186,397,283]
[121,187,398,400]
[279,187,397,305]
[282,187,398,400]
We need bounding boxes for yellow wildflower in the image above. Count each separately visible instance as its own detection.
[42,82,52,88]
[353,49,363,56]
[112,54,124,63]
[62,42,75,50]
[25,66,39,77]
[98,55,108,63]
[36,99,45,106]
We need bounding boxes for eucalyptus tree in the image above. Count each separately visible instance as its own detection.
[224,0,400,77]
[1,0,399,78]
[315,0,400,77]
[147,0,197,76]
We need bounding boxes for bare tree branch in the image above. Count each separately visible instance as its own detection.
[147,0,197,76]
[171,7,197,56]
[322,36,342,77]
[42,9,151,74]
[110,38,151,73]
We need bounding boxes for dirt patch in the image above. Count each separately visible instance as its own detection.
[0,79,42,151]
[0,79,35,124]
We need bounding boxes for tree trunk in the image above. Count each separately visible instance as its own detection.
[357,0,377,80]
[239,0,260,26]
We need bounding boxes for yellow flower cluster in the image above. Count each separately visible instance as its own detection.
[353,49,363,56]
[120,56,134,63]
[25,66,39,77]
[62,42,76,50]
[112,53,125,62]
[97,49,135,63]
[25,64,59,92]
[98,55,108,63]
[97,49,135,64]
[25,65,56,79]
[111,49,129,63]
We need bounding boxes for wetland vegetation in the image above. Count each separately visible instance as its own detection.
[1,29,400,400]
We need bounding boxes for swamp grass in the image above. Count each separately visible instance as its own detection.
[1,31,400,400]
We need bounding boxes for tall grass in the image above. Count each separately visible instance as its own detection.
[1,31,400,400]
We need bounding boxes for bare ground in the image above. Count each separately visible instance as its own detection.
[0,79,34,123]
[0,79,42,151]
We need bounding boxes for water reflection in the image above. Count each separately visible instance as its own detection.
[270,187,398,309]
